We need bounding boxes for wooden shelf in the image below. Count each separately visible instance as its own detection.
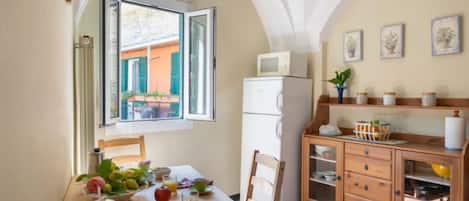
[309,177,336,187]
[323,103,469,111]
[405,172,451,186]
[404,195,449,201]
[310,155,336,163]
[318,96,469,111]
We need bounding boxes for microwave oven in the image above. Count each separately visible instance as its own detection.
[257,51,307,78]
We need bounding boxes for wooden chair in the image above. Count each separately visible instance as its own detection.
[98,136,146,165]
[245,150,286,201]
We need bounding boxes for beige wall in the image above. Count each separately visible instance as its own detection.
[313,0,469,136]
[0,1,74,201]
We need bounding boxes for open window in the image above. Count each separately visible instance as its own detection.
[102,0,215,126]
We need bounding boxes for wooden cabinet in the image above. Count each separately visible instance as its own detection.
[395,150,461,201]
[302,95,469,201]
[302,135,468,201]
[302,137,344,201]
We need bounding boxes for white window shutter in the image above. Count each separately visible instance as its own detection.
[102,0,121,126]
[183,8,216,121]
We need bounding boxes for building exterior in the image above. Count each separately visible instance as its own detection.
[120,3,182,120]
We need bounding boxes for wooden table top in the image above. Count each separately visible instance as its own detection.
[64,165,232,201]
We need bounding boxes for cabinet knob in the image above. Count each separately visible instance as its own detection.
[364,164,369,170]
[395,190,401,196]
[336,176,341,181]
[364,185,369,191]
[364,149,369,155]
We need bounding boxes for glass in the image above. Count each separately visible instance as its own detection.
[104,0,120,122]
[181,190,199,201]
[403,160,450,201]
[162,175,178,194]
[309,144,337,201]
[119,2,183,121]
[188,15,208,115]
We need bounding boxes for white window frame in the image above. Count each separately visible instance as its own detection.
[101,0,216,131]
[103,0,121,126]
[183,8,216,121]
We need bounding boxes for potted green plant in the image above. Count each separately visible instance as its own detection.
[327,68,352,104]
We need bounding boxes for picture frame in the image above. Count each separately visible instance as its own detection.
[432,15,462,56]
[343,30,363,62]
[381,23,405,59]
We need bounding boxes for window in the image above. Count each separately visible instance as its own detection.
[102,0,215,125]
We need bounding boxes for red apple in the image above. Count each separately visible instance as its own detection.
[86,176,105,193]
[154,186,171,201]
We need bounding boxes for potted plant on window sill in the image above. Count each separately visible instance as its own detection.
[327,68,352,104]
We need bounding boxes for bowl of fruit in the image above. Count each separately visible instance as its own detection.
[77,160,154,201]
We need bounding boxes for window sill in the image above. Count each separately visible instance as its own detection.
[102,119,193,136]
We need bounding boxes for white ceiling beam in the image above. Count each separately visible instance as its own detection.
[251,0,344,52]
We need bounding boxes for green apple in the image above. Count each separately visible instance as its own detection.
[103,183,112,193]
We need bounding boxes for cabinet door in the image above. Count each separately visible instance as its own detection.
[243,79,283,115]
[302,137,344,201]
[395,150,460,201]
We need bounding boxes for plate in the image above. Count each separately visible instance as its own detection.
[191,186,213,195]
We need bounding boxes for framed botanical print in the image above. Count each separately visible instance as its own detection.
[344,30,363,62]
[432,15,462,56]
[381,24,405,59]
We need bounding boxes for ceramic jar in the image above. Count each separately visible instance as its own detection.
[422,92,437,107]
[383,92,396,106]
[356,92,368,105]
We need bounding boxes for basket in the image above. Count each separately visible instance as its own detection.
[353,121,391,142]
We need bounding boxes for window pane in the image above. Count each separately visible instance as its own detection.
[120,2,182,121]
[184,8,215,121]
[189,15,208,115]
[104,0,120,124]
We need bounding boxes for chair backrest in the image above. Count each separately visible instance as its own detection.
[98,136,146,165]
[245,150,286,201]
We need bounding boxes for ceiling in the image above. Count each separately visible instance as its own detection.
[74,0,344,52]
[251,0,343,52]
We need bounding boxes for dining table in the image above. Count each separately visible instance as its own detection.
[64,165,233,201]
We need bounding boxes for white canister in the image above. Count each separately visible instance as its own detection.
[383,92,396,106]
[356,92,368,105]
[445,111,466,150]
[422,92,437,107]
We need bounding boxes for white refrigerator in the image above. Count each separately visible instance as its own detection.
[240,77,312,201]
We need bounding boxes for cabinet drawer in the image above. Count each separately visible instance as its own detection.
[345,193,372,201]
[345,143,392,161]
[345,171,392,201]
[345,154,392,180]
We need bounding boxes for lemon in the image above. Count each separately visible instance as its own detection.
[109,171,124,181]
[126,179,139,190]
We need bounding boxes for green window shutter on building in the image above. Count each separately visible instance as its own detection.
[138,57,148,93]
[121,59,128,92]
[170,52,181,95]
[121,59,129,120]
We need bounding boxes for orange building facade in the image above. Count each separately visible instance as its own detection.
[121,41,179,95]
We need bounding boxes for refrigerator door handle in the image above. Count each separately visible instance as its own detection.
[275,117,282,138]
[276,91,283,112]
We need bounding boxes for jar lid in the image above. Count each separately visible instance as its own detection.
[422,92,436,95]
[357,92,368,95]
[384,92,396,95]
